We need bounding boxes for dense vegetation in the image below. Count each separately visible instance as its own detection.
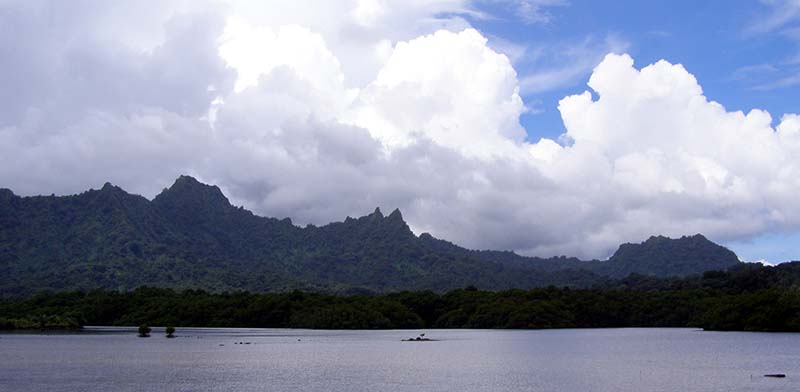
[0,176,740,297]
[3,262,799,332]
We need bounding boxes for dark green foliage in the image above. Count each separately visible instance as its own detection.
[1,262,799,332]
[0,176,741,297]
[0,314,80,330]
[165,325,175,337]
[138,324,151,337]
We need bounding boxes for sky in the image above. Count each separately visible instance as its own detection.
[1,0,800,263]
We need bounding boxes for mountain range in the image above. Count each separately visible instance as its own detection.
[0,176,741,296]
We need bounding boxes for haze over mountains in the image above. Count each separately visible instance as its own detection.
[0,176,741,296]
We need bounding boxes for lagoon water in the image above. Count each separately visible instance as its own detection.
[0,328,797,392]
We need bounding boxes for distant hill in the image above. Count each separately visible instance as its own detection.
[0,176,741,296]
[599,234,740,277]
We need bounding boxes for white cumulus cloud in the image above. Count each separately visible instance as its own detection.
[346,29,527,158]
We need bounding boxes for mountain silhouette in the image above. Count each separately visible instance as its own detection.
[0,176,740,296]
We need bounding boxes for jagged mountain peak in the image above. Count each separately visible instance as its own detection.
[173,175,203,186]
[642,233,707,244]
[154,175,231,208]
[88,182,140,205]
[165,175,221,194]
[681,233,710,242]
[352,207,407,226]
[624,234,717,250]
[387,208,403,221]
[329,207,414,241]
[96,181,126,193]
[370,207,408,226]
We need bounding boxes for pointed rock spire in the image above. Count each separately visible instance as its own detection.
[99,182,126,194]
[387,208,403,221]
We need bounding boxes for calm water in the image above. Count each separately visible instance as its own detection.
[0,328,797,392]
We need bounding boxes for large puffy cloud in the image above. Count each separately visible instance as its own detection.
[217,0,474,87]
[527,54,800,256]
[347,29,527,157]
[3,1,800,260]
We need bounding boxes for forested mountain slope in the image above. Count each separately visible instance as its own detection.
[0,176,741,296]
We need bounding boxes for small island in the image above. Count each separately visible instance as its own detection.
[138,325,151,338]
[403,333,435,342]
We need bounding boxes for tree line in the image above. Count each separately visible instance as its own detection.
[2,264,800,331]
